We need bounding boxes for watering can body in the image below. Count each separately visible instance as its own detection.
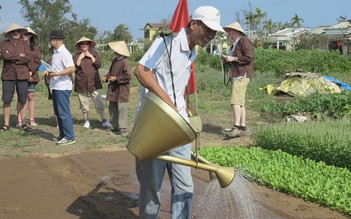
[127,91,197,161]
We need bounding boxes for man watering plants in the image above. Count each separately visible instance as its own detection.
[134,6,225,219]
[221,22,254,138]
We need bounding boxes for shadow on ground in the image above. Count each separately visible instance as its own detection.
[66,182,138,219]
[202,123,223,135]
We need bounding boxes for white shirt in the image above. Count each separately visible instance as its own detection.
[50,44,74,90]
[137,28,197,119]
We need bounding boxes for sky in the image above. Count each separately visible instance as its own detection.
[0,0,350,40]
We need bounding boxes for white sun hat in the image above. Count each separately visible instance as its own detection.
[191,6,225,33]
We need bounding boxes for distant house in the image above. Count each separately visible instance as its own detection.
[268,28,309,50]
[143,22,168,42]
[320,21,351,55]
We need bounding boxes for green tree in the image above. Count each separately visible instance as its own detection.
[109,23,133,43]
[275,21,292,30]
[291,13,304,28]
[19,0,97,57]
[245,11,257,39]
[291,13,304,50]
[241,1,257,39]
[263,18,276,36]
[254,7,267,47]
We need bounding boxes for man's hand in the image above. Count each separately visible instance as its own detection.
[222,55,238,62]
[49,72,59,77]
[102,76,108,83]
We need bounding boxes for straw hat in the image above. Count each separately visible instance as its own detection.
[25,27,38,38]
[224,22,246,35]
[4,23,27,38]
[108,41,130,57]
[75,36,96,50]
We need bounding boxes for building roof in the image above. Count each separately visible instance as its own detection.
[325,21,351,30]
[144,22,168,29]
[269,28,309,38]
[321,21,351,36]
[310,26,329,35]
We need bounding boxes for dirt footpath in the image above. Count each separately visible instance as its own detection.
[0,150,348,219]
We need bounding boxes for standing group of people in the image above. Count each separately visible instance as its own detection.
[0,24,132,145]
[1,4,253,218]
[0,24,40,132]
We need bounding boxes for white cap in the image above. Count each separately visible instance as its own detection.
[192,6,225,33]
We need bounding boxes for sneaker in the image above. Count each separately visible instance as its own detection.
[225,126,242,138]
[83,121,90,128]
[30,119,37,127]
[56,137,76,146]
[117,128,128,137]
[52,136,62,142]
[102,121,111,129]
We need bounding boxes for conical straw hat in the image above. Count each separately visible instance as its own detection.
[25,27,38,38]
[75,36,96,50]
[224,22,246,35]
[108,41,130,57]
[4,23,27,38]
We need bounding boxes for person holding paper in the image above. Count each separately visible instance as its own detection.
[45,30,75,145]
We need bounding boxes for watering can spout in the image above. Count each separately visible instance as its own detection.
[157,155,235,188]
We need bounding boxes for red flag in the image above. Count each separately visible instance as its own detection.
[170,0,197,94]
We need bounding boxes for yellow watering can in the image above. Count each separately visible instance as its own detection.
[127,91,235,188]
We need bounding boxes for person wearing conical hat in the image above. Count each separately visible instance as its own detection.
[16,27,42,128]
[221,22,254,138]
[0,23,33,132]
[73,37,111,129]
[102,41,131,135]
[134,6,224,219]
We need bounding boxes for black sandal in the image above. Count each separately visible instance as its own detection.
[22,124,33,133]
[0,125,10,132]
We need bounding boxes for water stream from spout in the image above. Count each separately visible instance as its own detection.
[194,172,276,219]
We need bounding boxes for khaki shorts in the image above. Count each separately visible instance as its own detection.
[230,77,250,106]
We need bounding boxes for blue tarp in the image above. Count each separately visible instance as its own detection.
[324,76,351,91]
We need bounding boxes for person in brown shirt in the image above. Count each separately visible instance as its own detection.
[73,37,110,129]
[17,27,42,128]
[221,22,254,138]
[102,41,131,135]
[0,24,33,132]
